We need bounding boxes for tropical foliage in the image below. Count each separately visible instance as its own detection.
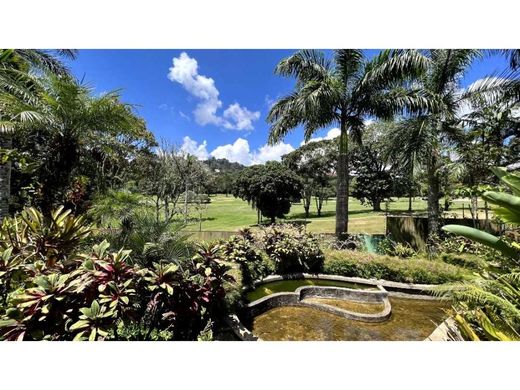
[385,50,519,236]
[437,168,520,340]
[0,206,234,341]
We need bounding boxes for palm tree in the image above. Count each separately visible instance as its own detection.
[17,75,150,213]
[267,49,435,238]
[0,49,77,219]
[386,50,519,236]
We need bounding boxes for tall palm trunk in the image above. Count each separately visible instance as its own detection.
[426,152,441,236]
[0,134,12,220]
[335,114,349,238]
[408,164,414,212]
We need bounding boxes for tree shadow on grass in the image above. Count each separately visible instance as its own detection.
[287,209,380,220]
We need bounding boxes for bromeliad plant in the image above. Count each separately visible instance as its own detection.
[437,167,520,340]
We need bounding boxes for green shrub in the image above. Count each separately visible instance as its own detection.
[256,225,324,274]
[375,237,416,258]
[222,230,271,286]
[324,250,470,284]
[439,253,487,271]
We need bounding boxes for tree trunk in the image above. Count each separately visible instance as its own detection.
[164,197,170,220]
[184,184,189,223]
[335,114,349,238]
[426,153,441,237]
[0,135,12,220]
[408,164,414,212]
[270,215,275,224]
[302,187,311,218]
[373,198,382,212]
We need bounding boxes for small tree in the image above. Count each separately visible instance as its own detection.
[351,150,393,211]
[233,161,302,224]
[282,139,337,218]
[351,124,398,211]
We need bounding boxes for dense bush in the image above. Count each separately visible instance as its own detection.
[323,250,471,284]
[222,229,271,286]
[439,253,488,271]
[436,234,499,260]
[256,225,324,274]
[0,207,234,341]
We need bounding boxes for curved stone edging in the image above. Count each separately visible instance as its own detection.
[247,273,438,296]
[224,314,260,341]
[245,285,391,323]
[296,286,391,323]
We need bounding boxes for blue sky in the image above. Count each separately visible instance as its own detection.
[66,50,509,165]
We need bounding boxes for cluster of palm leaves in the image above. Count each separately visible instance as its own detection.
[268,49,519,238]
[1,49,155,217]
[435,168,520,340]
[0,49,77,133]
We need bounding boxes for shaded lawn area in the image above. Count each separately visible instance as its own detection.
[186,195,480,234]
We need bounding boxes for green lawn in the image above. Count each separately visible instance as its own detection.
[186,195,482,234]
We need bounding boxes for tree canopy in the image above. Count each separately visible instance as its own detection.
[232,161,303,223]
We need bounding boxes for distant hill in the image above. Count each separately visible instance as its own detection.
[203,157,245,173]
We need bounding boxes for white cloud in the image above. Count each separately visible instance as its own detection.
[210,138,253,165]
[223,103,260,131]
[301,127,341,145]
[181,136,294,166]
[180,136,209,160]
[251,142,294,165]
[167,52,260,130]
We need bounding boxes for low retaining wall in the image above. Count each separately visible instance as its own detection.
[386,215,502,250]
[296,286,391,322]
[297,285,385,303]
[247,273,436,297]
[245,285,391,323]
[246,292,301,318]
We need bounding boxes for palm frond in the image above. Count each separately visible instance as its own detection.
[12,49,74,77]
[275,50,331,83]
[358,49,429,93]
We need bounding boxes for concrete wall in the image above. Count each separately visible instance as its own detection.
[386,215,502,250]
